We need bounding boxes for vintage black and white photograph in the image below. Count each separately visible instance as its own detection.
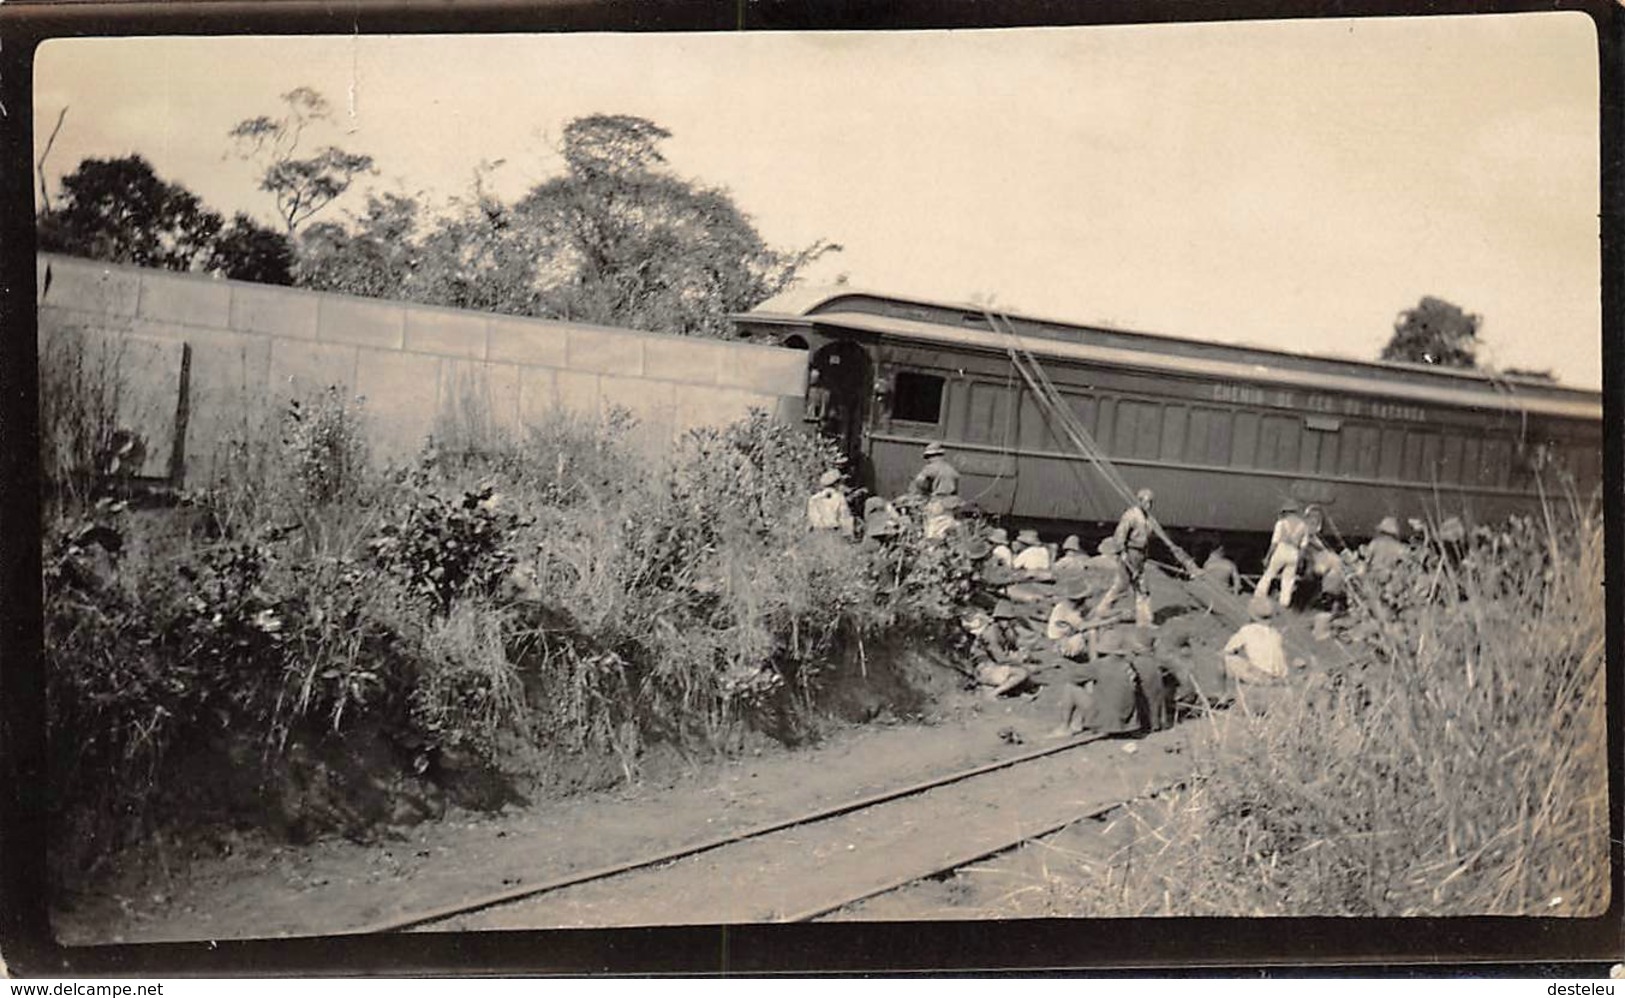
[27,9,1607,953]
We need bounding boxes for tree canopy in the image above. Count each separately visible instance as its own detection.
[37,154,294,284]
[516,114,839,336]
[300,193,424,301]
[40,107,837,326]
[39,155,223,271]
[301,114,838,337]
[1381,296,1481,369]
[230,87,375,236]
[208,213,297,285]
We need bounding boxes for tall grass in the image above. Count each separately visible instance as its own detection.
[39,326,136,511]
[44,373,917,875]
[43,384,389,876]
[1012,505,1607,917]
[490,408,881,767]
[44,341,991,889]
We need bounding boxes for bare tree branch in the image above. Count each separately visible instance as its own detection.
[36,105,69,210]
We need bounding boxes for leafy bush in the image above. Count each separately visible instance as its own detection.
[43,384,999,879]
[191,387,374,549]
[263,553,405,748]
[508,410,855,754]
[864,504,988,631]
[279,387,371,509]
[368,481,530,612]
[45,503,193,818]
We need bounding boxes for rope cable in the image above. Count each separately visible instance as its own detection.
[984,308,1270,630]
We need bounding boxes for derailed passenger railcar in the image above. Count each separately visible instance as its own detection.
[736,291,1603,538]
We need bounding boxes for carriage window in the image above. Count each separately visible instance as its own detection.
[1067,394,1099,439]
[1571,444,1601,490]
[1301,416,1339,475]
[1114,400,1163,459]
[1403,432,1442,483]
[1186,407,1234,466]
[892,371,945,424]
[964,381,1014,445]
[1337,424,1381,479]
[1437,435,1464,485]
[1306,429,1340,476]
[1018,390,1054,450]
[1402,433,1425,482]
[1232,412,1260,467]
[1095,398,1117,452]
[1379,428,1406,480]
[1423,434,1443,480]
[1459,436,1482,486]
[1480,439,1511,488]
[1161,406,1188,461]
[1258,415,1302,471]
[1506,440,1544,489]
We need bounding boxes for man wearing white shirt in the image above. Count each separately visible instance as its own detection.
[1222,602,1289,685]
[1256,499,1310,610]
[1011,529,1052,572]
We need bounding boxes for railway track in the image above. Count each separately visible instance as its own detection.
[351,722,1197,932]
[782,775,1180,924]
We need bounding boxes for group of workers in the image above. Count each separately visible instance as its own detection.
[806,439,1434,739]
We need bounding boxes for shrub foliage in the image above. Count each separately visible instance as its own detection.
[43,390,970,881]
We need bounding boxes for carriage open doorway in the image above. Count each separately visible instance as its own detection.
[806,339,871,476]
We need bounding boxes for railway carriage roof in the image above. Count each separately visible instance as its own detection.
[743,290,1601,422]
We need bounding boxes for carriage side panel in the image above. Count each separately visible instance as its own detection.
[858,334,1599,536]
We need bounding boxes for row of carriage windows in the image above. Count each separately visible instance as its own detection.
[888,371,1596,490]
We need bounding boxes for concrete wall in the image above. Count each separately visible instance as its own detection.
[36,254,808,482]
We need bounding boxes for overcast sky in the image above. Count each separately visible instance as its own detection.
[33,14,1602,387]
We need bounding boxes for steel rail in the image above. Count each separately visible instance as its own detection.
[351,729,1114,935]
[779,775,1188,923]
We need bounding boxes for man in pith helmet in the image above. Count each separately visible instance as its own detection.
[1299,506,1347,615]
[910,441,962,541]
[965,600,1032,698]
[910,441,960,497]
[1011,528,1053,572]
[959,532,993,562]
[1364,515,1408,578]
[1051,534,1092,596]
[804,368,830,426]
[986,527,1015,568]
[806,467,856,538]
[1256,498,1309,610]
[1093,487,1157,628]
[862,495,905,547]
[1048,625,1143,738]
[1199,543,1240,596]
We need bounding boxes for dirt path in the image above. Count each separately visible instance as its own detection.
[53,689,1090,944]
[435,724,1194,930]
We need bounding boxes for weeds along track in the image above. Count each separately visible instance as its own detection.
[355,724,1195,932]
